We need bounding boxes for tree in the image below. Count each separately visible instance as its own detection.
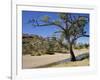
[29,13,89,61]
[84,43,89,49]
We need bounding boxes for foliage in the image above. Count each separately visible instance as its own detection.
[22,33,66,56]
[74,43,89,49]
[28,13,89,61]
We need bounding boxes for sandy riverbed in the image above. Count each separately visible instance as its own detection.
[22,49,89,69]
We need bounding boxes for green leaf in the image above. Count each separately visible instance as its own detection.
[41,15,51,22]
[53,20,61,25]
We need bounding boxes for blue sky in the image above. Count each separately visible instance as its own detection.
[22,11,89,44]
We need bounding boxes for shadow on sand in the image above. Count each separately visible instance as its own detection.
[32,53,89,68]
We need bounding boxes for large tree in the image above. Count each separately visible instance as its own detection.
[29,13,89,61]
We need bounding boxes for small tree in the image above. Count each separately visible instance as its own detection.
[29,13,89,61]
[84,43,89,49]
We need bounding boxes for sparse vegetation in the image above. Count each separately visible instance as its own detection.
[74,43,89,49]
[29,13,89,61]
[22,33,67,56]
[22,11,90,68]
[22,33,89,56]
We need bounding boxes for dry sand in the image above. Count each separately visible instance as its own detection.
[22,49,89,69]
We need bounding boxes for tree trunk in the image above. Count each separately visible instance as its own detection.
[69,43,76,61]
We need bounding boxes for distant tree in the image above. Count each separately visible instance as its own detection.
[84,43,89,49]
[29,13,89,61]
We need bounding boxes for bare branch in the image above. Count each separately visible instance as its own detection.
[83,35,89,37]
[72,34,89,43]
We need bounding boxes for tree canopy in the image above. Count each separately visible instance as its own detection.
[28,12,89,61]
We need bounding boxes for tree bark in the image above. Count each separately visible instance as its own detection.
[69,43,76,61]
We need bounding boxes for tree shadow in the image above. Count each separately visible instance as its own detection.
[76,53,89,61]
[32,53,89,68]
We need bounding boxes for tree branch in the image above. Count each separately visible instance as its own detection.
[32,20,67,34]
[32,23,53,27]
[83,34,89,37]
[72,34,89,43]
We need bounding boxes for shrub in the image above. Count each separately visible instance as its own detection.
[46,51,55,55]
